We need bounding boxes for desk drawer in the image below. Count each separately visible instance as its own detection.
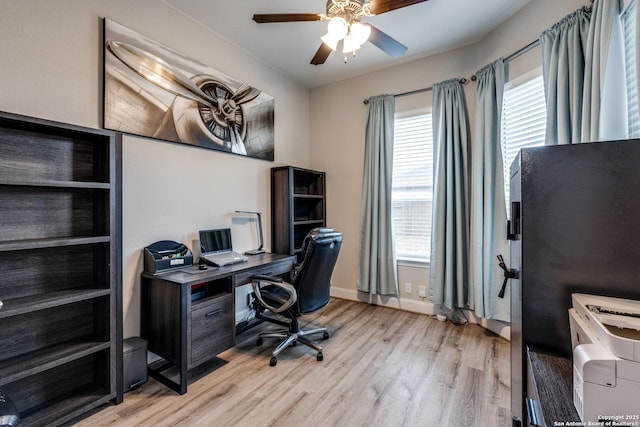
[234,259,294,286]
[189,293,234,369]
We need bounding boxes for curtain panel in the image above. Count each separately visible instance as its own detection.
[357,94,399,296]
[540,6,591,145]
[428,79,471,309]
[582,0,627,141]
[469,59,511,322]
[541,0,627,145]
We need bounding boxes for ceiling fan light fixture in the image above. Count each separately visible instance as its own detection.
[350,22,371,45]
[327,16,348,39]
[253,0,420,65]
[321,33,341,51]
[331,0,351,8]
[342,33,362,54]
[321,16,348,51]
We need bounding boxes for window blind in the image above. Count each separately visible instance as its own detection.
[623,0,640,138]
[392,113,433,261]
[501,73,547,210]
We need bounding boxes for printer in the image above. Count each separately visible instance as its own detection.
[569,293,640,423]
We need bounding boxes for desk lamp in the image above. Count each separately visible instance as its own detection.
[235,210,266,255]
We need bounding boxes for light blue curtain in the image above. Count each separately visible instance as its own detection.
[540,7,591,145]
[469,59,510,322]
[582,0,627,141]
[428,79,471,309]
[357,94,398,296]
[541,0,627,145]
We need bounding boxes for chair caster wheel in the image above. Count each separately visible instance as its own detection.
[270,357,277,366]
[317,352,323,362]
[291,341,297,346]
[322,331,330,340]
[257,338,263,346]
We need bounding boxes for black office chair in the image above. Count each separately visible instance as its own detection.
[251,228,342,366]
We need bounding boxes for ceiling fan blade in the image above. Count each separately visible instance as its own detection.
[253,13,323,23]
[310,43,332,65]
[367,0,428,15]
[368,25,408,58]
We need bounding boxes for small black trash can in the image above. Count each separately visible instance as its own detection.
[123,337,148,392]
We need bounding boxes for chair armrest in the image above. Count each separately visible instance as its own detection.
[251,276,297,313]
[252,274,283,283]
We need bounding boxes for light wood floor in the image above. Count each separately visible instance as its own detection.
[74,298,510,427]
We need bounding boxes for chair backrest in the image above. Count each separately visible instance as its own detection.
[293,228,343,314]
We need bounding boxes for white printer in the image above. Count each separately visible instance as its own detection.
[569,293,640,423]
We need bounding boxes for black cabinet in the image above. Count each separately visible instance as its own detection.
[271,166,326,262]
[508,141,640,426]
[0,111,122,426]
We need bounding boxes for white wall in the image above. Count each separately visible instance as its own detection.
[309,0,584,332]
[0,0,311,338]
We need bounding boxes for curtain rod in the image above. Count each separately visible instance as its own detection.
[362,1,593,105]
[362,78,467,105]
[466,39,541,81]
[505,39,540,64]
[497,0,591,64]
[362,36,544,105]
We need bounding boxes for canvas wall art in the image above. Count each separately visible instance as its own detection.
[103,19,275,161]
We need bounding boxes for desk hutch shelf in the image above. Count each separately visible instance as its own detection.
[0,111,122,426]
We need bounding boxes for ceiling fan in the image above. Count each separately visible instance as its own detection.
[252,0,428,65]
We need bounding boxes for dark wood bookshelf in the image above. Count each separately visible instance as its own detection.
[0,111,122,426]
[271,166,326,262]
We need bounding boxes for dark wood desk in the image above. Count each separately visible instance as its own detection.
[140,253,296,394]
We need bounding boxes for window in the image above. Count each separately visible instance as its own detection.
[392,112,433,262]
[623,0,640,137]
[501,71,547,210]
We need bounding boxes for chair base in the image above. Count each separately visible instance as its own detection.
[257,327,330,366]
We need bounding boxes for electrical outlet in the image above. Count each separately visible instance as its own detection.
[418,286,427,297]
[405,282,412,294]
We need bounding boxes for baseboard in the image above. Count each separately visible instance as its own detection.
[330,286,510,341]
[330,287,436,315]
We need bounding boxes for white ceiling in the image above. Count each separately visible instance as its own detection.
[163,0,532,88]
